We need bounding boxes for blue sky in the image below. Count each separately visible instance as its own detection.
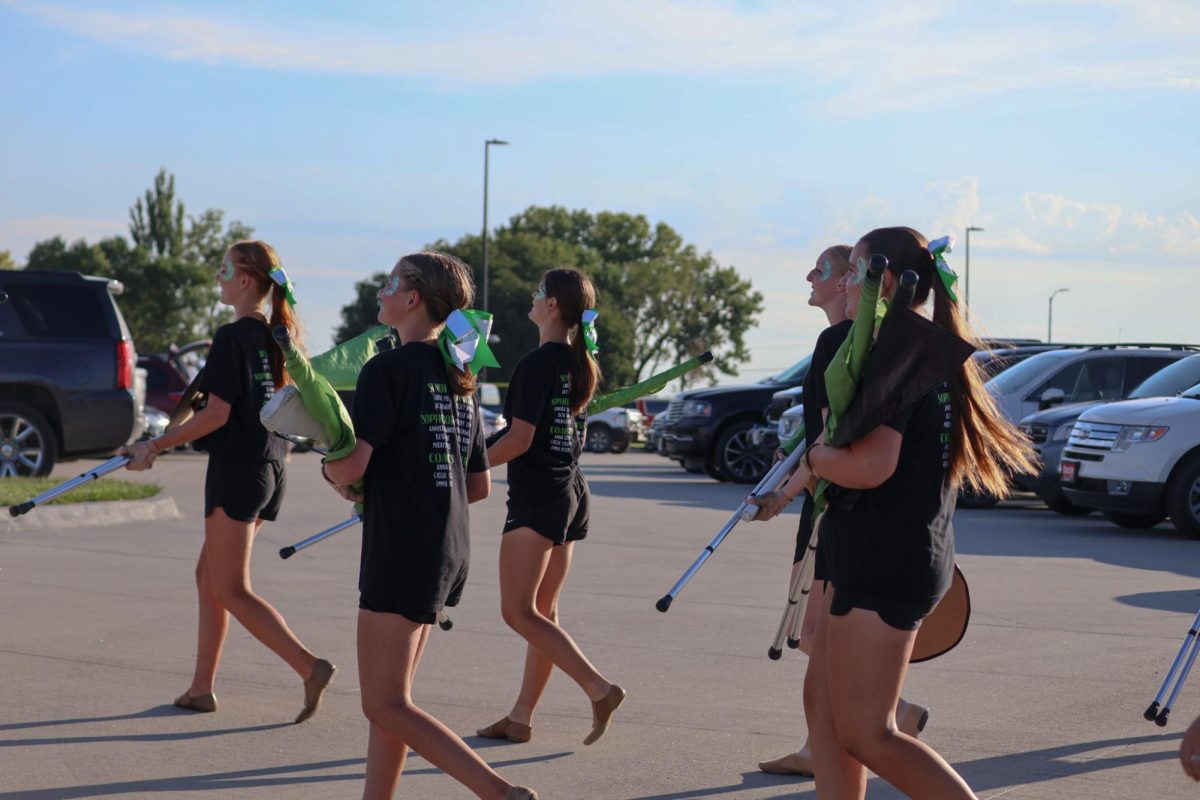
[1,0,1197,379]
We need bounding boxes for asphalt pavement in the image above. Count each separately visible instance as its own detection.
[1,449,1197,799]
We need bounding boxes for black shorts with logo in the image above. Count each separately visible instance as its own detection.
[503,472,590,546]
[204,457,286,523]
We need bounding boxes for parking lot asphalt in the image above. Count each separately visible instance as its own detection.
[2,449,1198,799]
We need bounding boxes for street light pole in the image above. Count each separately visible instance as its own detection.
[481,138,509,315]
[965,225,983,317]
[1048,287,1069,342]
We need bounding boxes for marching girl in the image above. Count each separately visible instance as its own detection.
[476,268,625,747]
[759,245,929,778]
[121,240,335,722]
[751,227,1035,799]
[321,252,537,800]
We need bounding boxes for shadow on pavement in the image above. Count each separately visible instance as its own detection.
[0,721,292,748]
[0,704,194,732]
[0,752,571,799]
[1116,589,1200,614]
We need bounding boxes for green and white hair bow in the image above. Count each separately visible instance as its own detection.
[268,266,298,306]
[581,309,599,356]
[438,308,501,373]
[927,236,958,301]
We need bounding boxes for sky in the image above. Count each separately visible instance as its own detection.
[1,0,1197,382]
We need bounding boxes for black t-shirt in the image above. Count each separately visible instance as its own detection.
[352,342,488,612]
[821,383,956,600]
[798,320,852,536]
[195,317,286,463]
[501,343,584,503]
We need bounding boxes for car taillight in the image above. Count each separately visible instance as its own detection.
[116,340,134,390]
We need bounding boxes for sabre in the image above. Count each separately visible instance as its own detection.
[1144,606,1200,727]
[7,455,132,517]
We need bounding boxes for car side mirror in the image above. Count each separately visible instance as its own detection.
[1039,387,1066,410]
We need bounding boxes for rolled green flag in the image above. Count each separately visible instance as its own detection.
[310,325,391,392]
[276,331,360,462]
[586,352,713,416]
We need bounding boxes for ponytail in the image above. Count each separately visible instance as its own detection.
[542,267,601,416]
[227,239,305,388]
[859,227,1037,496]
[268,281,303,387]
[567,322,600,417]
[394,252,477,397]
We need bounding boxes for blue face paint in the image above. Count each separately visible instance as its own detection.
[847,256,868,286]
[816,259,833,282]
[533,282,547,300]
[380,275,402,297]
[218,255,236,282]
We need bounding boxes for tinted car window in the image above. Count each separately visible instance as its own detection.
[1071,358,1127,402]
[4,284,109,338]
[765,355,812,384]
[988,351,1069,393]
[1125,357,1177,394]
[1026,361,1084,401]
[1129,355,1200,399]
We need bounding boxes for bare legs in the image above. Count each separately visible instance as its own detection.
[497,529,615,717]
[186,509,318,696]
[358,609,523,800]
[805,599,975,800]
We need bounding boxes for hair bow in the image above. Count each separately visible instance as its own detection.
[268,266,298,306]
[927,236,958,301]
[438,309,501,373]
[580,309,599,356]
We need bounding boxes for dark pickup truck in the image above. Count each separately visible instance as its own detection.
[660,355,811,483]
[0,271,146,476]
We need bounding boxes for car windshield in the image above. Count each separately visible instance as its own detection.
[986,351,1070,393]
[1129,355,1200,399]
[1182,382,1200,399]
[763,355,812,385]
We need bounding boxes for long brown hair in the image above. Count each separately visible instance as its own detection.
[395,252,477,397]
[856,227,1037,496]
[542,267,601,416]
[226,240,303,387]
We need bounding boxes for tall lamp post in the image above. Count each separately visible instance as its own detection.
[481,138,509,315]
[964,225,983,317]
[1048,287,1069,342]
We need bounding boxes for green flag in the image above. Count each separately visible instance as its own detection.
[587,352,713,416]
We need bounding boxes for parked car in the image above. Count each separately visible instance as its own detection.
[1018,353,1200,515]
[0,271,146,477]
[636,396,670,426]
[646,412,667,453]
[139,355,191,416]
[661,356,811,482]
[585,406,646,454]
[1060,379,1200,537]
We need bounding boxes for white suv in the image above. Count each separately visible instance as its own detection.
[1059,381,1200,537]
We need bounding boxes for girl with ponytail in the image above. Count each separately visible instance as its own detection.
[120,240,335,724]
[476,267,626,748]
[750,227,1035,799]
[321,252,536,800]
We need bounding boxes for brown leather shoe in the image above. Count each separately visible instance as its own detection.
[295,658,336,724]
[173,691,217,713]
[477,716,532,743]
[583,684,626,746]
[506,787,538,800]
[897,700,930,738]
[758,751,814,777]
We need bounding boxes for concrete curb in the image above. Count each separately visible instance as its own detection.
[1,496,181,533]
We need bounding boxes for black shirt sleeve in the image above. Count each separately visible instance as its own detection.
[883,395,921,435]
[351,357,396,448]
[506,354,555,426]
[198,325,244,406]
[467,396,489,474]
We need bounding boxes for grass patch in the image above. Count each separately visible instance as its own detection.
[0,477,161,506]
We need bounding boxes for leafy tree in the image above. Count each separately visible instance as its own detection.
[334,272,389,344]
[0,250,16,270]
[130,168,186,258]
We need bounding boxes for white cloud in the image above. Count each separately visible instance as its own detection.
[1022,192,1200,257]
[7,0,1197,113]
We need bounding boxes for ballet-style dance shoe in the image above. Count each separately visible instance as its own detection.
[477,716,533,743]
[898,701,930,738]
[758,750,814,777]
[295,658,336,724]
[583,684,626,746]
[506,787,538,800]
[173,691,217,713]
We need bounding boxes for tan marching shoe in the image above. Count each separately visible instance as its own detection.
[897,701,930,738]
[295,658,337,724]
[583,684,626,746]
[758,750,814,777]
[477,716,533,743]
[173,691,217,713]
[506,787,538,800]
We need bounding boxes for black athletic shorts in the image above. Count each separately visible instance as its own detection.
[359,565,467,626]
[503,472,590,546]
[204,457,286,523]
[829,586,942,632]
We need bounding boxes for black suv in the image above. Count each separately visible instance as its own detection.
[660,356,810,483]
[0,271,146,476]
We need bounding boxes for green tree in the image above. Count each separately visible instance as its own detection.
[415,206,762,389]
[0,250,17,270]
[130,167,186,258]
[334,272,389,344]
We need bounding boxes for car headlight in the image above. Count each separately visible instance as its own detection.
[1112,425,1168,451]
[1052,425,1073,442]
[681,400,712,417]
[778,414,802,442]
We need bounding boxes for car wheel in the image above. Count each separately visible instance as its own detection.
[703,460,728,482]
[956,487,1000,509]
[585,424,613,454]
[1103,510,1167,529]
[715,420,771,484]
[610,438,630,454]
[1044,492,1094,516]
[0,402,58,478]
[1166,453,1200,539]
